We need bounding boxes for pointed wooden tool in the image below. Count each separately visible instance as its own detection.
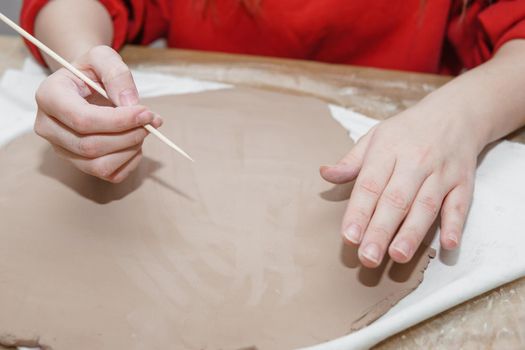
[0,12,194,162]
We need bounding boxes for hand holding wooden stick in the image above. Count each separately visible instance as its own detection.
[0,11,194,162]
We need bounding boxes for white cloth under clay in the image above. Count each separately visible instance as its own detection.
[1,59,524,350]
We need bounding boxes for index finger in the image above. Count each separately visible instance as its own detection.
[79,46,139,107]
[37,75,154,134]
[341,154,395,245]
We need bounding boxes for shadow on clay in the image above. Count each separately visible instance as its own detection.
[339,243,396,287]
[339,223,438,286]
[340,244,390,287]
[387,243,428,283]
[340,243,360,268]
[359,257,390,287]
[38,147,194,204]
[319,182,354,202]
[388,223,440,282]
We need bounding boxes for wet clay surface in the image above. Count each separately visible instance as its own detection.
[0,88,434,349]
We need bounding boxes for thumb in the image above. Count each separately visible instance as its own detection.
[78,46,139,107]
[320,128,373,184]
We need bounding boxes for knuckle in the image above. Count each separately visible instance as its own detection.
[416,195,440,216]
[370,124,385,139]
[88,45,116,60]
[78,138,100,158]
[349,206,370,222]
[455,166,474,184]
[88,159,112,178]
[452,202,468,217]
[382,189,410,212]
[70,111,91,133]
[71,117,90,133]
[103,63,131,84]
[33,122,41,137]
[401,226,422,240]
[134,129,147,145]
[35,85,46,107]
[111,152,142,184]
[368,225,391,240]
[342,151,360,166]
[414,146,433,166]
[108,177,123,184]
[114,111,132,130]
[358,178,382,197]
[33,114,46,138]
[135,150,143,163]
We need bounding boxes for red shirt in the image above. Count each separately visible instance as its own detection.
[21,0,525,74]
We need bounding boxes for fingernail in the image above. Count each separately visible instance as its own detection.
[392,240,412,259]
[447,233,459,247]
[152,114,164,128]
[361,243,380,265]
[120,89,139,106]
[137,111,154,125]
[344,224,362,244]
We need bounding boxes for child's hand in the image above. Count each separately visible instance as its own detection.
[34,46,162,183]
[321,103,484,267]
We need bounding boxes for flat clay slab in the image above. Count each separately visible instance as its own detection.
[0,88,434,349]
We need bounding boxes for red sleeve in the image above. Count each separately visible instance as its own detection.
[447,0,525,70]
[19,0,163,67]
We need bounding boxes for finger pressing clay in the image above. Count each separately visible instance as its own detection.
[0,88,434,350]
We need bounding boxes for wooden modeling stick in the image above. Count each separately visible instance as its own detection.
[0,12,194,162]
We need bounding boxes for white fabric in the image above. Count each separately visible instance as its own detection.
[3,58,524,350]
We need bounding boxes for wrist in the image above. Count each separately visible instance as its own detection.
[35,0,113,71]
[416,89,493,154]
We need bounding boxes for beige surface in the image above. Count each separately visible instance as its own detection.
[0,35,523,349]
[0,89,434,349]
